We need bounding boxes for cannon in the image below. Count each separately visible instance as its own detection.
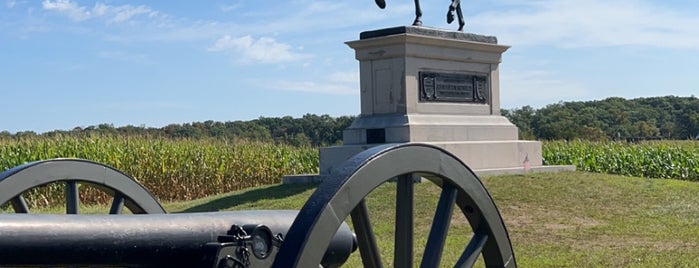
[0,143,516,267]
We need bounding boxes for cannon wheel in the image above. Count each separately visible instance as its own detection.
[0,159,165,214]
[275,143,516,267]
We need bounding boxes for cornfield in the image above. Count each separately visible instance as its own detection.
[3,136,698,208]
[0,135,318,205]
[543,140,699,180]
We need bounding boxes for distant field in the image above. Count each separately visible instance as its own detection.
[163,171,699,267]
[0,135,318,204]
[544,140,699,180]
[2,136,698,208]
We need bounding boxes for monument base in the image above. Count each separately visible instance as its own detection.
[282,160,576,185]
[318,140,543,176]
[343,114,519,144]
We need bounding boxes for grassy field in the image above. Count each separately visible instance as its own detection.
[4,171,699,266]
[159,171,699,267]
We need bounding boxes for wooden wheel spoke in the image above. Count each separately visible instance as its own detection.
[10,195,29,214]
[455,228,489,268]
[109,193,126,214]
[395,174,414,267]
[420,183,457,268]
[66,180,79,214]
[350,199,384,268]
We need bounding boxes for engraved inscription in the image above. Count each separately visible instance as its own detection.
[419,72,488,103]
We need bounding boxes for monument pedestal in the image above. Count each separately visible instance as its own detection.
[312,26,561,178]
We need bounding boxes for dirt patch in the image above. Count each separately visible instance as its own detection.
[501,204,604,231]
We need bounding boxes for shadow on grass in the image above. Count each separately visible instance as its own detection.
[177,183,318,213]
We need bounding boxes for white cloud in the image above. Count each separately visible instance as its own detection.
[268,80,357,95]
[220,3,241,12]
[209,35,311,63]
[500,69,589,108]
[94,3,159,23]
[263,71,359,95]
[327,71,360,95]
[42,0,90,21]
[328,71,359,84]
[226,1,404,37]
[471,0,699,49]
[42,0,160,23]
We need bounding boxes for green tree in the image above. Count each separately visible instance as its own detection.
[502,105,536,140]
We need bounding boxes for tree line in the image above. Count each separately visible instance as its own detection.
[1,96,697,143]
[502,96,699,141]
[1,114,355,147]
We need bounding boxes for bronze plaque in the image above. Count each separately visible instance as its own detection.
[419,72,488,103]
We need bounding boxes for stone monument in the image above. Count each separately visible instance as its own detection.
[316,26,551,178]
[283,25,575,184]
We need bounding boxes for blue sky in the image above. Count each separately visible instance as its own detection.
[1,0,697,134]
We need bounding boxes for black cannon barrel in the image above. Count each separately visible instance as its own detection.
[0,210,355,267]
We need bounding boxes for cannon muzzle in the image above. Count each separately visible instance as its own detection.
[0,210,356,267]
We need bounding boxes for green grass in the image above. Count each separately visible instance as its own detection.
[7,171,699,267]
[162,171,699,267]
[484,172,699,267]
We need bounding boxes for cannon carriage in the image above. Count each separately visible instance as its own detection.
[0,143,516,267]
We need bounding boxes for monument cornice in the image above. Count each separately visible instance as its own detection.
[346,27,509,64]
